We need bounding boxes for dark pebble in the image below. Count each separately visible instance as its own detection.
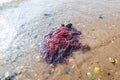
[66,23,72,28]
[44,13,52,17]
[107,72,111,76]
[99,15,104,19]
[61,24,65,27]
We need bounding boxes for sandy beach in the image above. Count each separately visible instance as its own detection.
[0,0,120,80]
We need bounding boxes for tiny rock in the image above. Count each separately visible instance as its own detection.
[109,57,118,64]
[5,72,10,78]
[94,67,100,74]
[65,68,71,74]
[49,67,55,75]
[86,72,93,78]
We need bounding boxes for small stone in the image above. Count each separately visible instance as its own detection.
[89,62,93,65]
[49,68,55,75]
[94,67,100,74]
[61,24,65,27]
[72,65,76,69]
[65,68,71,74]
[86,72,93,78]
[99,15,104,19]
[111,40,114,43]
[66,23,72,28]
[109,57,118,64]
[107,72,111,76]
[5,72,10,78]
[22,68,27,73]
[35,56,40,62]
[18,67,27,74]
[49,64,54,68]
[43,13,51,17]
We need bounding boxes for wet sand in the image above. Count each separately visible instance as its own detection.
[0,0,120,80]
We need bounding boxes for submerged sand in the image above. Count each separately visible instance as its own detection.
[0,0,120,80]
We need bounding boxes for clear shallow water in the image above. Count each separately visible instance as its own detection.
[0,0,66,52]
[0,16,16,52]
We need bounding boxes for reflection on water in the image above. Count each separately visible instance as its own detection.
[0,16,16,52]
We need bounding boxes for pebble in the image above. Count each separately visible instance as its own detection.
[33,54,41,62]
[86,72,93,78]
[94,67,100,74]
[89,62,93,65]
[49,68,55,75]
[5,72,10,78]
[61,24,65,27]
[35,56,40,62]
[111,40,114,43]
[99,15,104,19]
[49,64,54,68]
[109,57,118,64]
[107,72,111,76]
[18,67,27,74]
[43,13,52,17]
[72,65,76,69]
[65,68,71,74]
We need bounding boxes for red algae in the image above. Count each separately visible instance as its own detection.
[38,23,90,66]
